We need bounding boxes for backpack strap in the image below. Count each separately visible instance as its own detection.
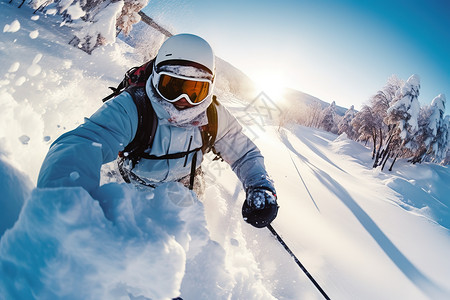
[140,147,203,160]
[118,91,222,189]
[201,95,219,153]
[126,60,154,88]
[201,95,223,161]
[119,86,158,164]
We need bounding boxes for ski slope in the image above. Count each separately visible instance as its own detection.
[1,2,450,299]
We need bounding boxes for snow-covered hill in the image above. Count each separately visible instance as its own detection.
[282,88,349,116]
[1,2,450,299]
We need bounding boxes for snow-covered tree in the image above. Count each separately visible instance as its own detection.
[304,101,323,128]
[408,94,447,164]
[29,0,149,54]
[28,0,49,10]
[409,105,435,163]
[319,101,338,133]
[68,0,125,54]
[441,116,450,165]
[421,94,446,162]
[28,0,122,53]
[116,0,148,36]
[350,74,447,168]
[434,106,449,163]
[338,105,356,138]
[384,134,404,171]
[370,75,402,119]
[366,75,403,166]
[386,74,421,143]
[400,98,448,165]
[381,74,421,169]
[351,105,378,158]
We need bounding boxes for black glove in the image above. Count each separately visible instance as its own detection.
[242,187,279,228]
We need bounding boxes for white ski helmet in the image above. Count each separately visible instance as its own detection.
[154,33,215,76]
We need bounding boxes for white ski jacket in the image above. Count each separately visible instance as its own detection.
[37,89,275,195]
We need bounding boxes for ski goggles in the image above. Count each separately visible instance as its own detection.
[152,70,213,106]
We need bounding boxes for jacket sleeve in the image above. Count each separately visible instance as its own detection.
[213,103,275,193]
[37,93,138,194]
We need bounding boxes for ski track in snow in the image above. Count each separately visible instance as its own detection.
[1,2,450,299]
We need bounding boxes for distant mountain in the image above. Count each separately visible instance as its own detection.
[282,88,348,116]
[214,57,256,101]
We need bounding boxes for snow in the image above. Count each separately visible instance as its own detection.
[159,65,212,80]
[66,2,85,20]
[1,2,450,299]
[29,29,39,39]
[3,19,21,33]
[8,62,20,73]
[0,185,187,299]
[432,94,446,113]
[387,74,422,141]
[0,156,33,237]
[71,1,124,47]
[407,74,421,90]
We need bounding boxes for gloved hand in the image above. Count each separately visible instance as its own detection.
[242,187,279,228]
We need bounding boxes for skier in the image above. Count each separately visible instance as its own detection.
[37,33,278,228]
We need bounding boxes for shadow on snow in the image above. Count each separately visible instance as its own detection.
[280,129,447,298]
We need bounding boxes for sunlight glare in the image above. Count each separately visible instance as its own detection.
[253,72,287,104]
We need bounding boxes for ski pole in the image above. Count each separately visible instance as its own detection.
[267,224,331,300]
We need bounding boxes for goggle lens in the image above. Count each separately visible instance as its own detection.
[158,74,211,104]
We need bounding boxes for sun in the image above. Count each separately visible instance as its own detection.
[253,73,287,104]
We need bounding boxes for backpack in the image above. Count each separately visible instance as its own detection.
[102,60,154,103]
[103,60,221,189]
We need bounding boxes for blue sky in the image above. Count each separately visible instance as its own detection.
[143,0,450,113]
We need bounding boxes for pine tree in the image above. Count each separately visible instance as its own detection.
[424,94,446,162]
[319,101,338,133]
[383,74,421,170]
[433,97,449,163]
[386,74,421,141]
[440,116,450,165]
[409,105,434,164]
[338,105,356,138]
